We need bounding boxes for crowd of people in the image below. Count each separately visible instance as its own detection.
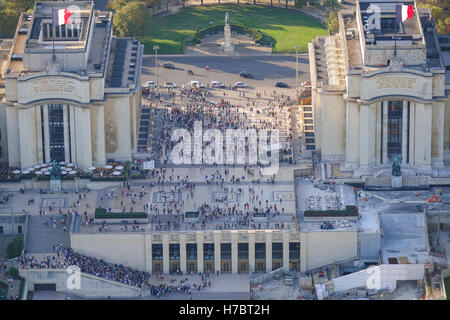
[21,245,151,288]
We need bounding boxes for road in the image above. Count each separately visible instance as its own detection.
[141,54,311,89]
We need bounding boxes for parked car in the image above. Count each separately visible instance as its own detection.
[275,82,289,88]
[189,80,205,88]
[145,80,157,88]
[239,71,253,79]
[211,81,225,88]
[234,81,247,88]
[162,62,175,69]
[164,82,177,88]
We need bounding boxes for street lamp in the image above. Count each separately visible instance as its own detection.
[294,45,300,97]
[153,45,159,92]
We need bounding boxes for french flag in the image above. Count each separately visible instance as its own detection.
[396,4,414,23]
[52,8,73,26]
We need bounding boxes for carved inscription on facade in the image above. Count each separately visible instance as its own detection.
[376,77,416,90]
[33,79,75,94]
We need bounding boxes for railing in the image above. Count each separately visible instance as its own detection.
[250,266,287,285]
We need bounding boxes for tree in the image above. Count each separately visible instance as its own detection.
[295,0,307,8]
[6,237,23,259]
[3,0,37,13]
[324,0,340,13]
[327,11,339,34]
[0,6,20,38]
[113,1,151,37]
[418,3,449,34]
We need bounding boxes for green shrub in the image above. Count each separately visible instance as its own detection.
[6,237,23,259]
[95,208,147,219]
[6,267,21,280]
[304,205,358,217]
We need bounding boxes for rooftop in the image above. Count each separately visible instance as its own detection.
[295,180,358,232]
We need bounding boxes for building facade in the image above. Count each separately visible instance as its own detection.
[309,0,450,176]
[71,229,358,274]
[0,1,143,170]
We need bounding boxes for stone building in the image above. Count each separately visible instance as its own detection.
[309,0,449,176]
[0,1,143,170]
[70,229,358,274]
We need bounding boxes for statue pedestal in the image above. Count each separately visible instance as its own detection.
[50,179,62,192]
[223,24,234,52]
[391,176,402,188]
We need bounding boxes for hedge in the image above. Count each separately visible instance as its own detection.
[90,176,126,182]
[304,205,358,217]
[0,178,21,183]
[189,24,272,46]
[95,208,147,219]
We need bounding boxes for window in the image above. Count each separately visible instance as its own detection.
[238,243,248,260]
[169,244,180,260]
[255,243,265,260]
[203,243,214,260]
[186,243,197,260]
[221,243,231,260]
[289,242,300,260]
[152,244,163,260]
[48,104,65,162]
[387,101,403,159]
[272,242,283,259]
[0,226,3,234]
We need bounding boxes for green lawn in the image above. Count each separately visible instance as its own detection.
[141,4,327,54]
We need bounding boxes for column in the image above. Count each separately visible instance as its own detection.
[414,102,432,170]
[5,106,20,167]
[231,233,238,274]
[92,104,106,166]
[345,102,360,168]
[69,106,77,164]
[282,232,289,270]
[43,105,50,163]
[162,234,169,274]
[409,102,415,165]
[63,105,70,162]
[197,234,204,273]
[145,235,152,273]
[265,232,272,272]
[36,106,43,163]
[180,234,187,273]
[376,102,382,165]
[248,233,255,273]
[402,101,408,165]
[19,107,38,169]
[359,104,376,169]
[73,106,92,170]
[432,101,445,167]
[214,233,221,273]
[382,101,388,164]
